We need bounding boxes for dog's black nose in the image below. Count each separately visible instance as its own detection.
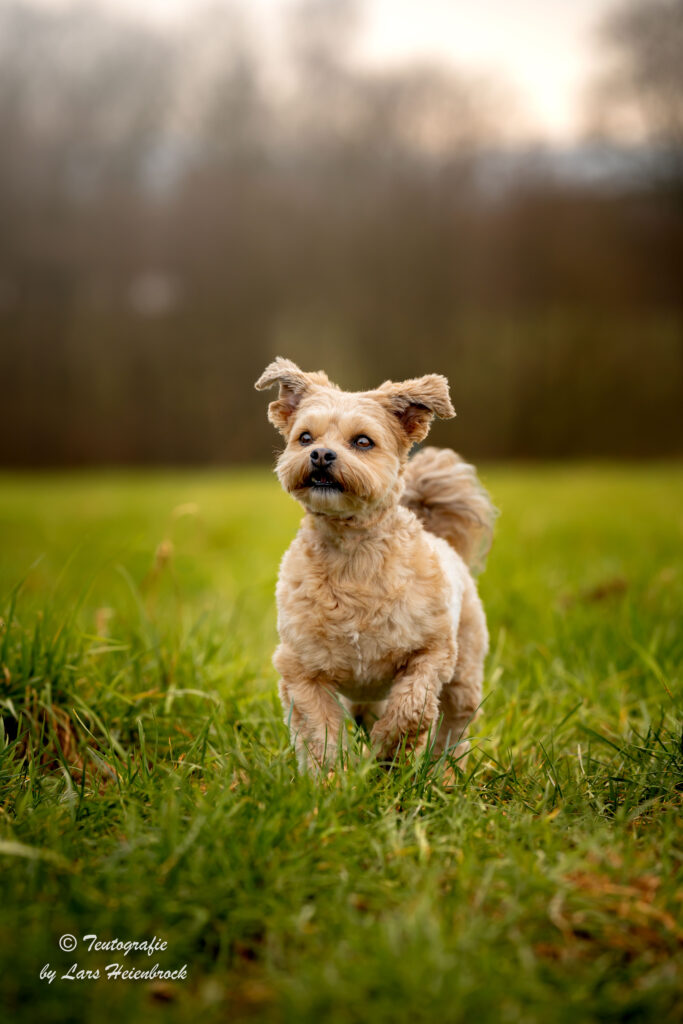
[310,447,337,466]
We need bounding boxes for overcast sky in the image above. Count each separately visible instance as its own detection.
[35,0,618,142]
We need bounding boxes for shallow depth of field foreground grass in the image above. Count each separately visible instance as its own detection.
[0,464,681,1024]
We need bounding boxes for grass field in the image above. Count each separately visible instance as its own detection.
[0,464,681,1024]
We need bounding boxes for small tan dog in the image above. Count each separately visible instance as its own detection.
[255,357,495,773]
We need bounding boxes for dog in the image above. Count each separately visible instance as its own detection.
[255,357,495,773]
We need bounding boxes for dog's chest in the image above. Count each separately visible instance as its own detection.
[277,539,440,689]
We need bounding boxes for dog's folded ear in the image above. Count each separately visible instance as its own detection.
[376,374,455,445]
[255,357,331,433]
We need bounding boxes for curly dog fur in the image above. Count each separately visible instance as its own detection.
[255,357,495,772]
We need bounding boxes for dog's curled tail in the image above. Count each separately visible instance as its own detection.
[401,447,497,574]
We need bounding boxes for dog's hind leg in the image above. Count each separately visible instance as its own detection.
[434,574,488,769]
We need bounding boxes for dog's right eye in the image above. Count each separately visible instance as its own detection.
[299,431,313,445]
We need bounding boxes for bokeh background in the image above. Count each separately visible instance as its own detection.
[1,0,681,466]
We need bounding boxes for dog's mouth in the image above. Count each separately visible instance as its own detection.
[302,469,344,492]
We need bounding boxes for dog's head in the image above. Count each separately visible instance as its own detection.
[255,357,455,517]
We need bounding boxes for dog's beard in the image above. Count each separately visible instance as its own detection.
[279,457,377,516]
[294,464,351,513]
[302,467,344,492]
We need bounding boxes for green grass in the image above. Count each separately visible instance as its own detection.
[0,464,681,1024]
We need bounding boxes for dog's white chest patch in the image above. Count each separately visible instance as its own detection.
[349,630,364,677]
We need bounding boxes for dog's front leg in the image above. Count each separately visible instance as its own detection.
[370,646,454,760]
[274,645,346,773]
[279,676,347,773]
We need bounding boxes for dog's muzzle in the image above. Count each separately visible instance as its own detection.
[304,448,342,490]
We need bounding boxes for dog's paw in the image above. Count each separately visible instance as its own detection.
[370,722,417,761]
[371,720,432,762]
[369,720,397,761]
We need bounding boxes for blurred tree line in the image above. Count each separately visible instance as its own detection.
[0,0,681,465]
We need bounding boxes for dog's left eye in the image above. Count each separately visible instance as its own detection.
[352,435,374,450]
